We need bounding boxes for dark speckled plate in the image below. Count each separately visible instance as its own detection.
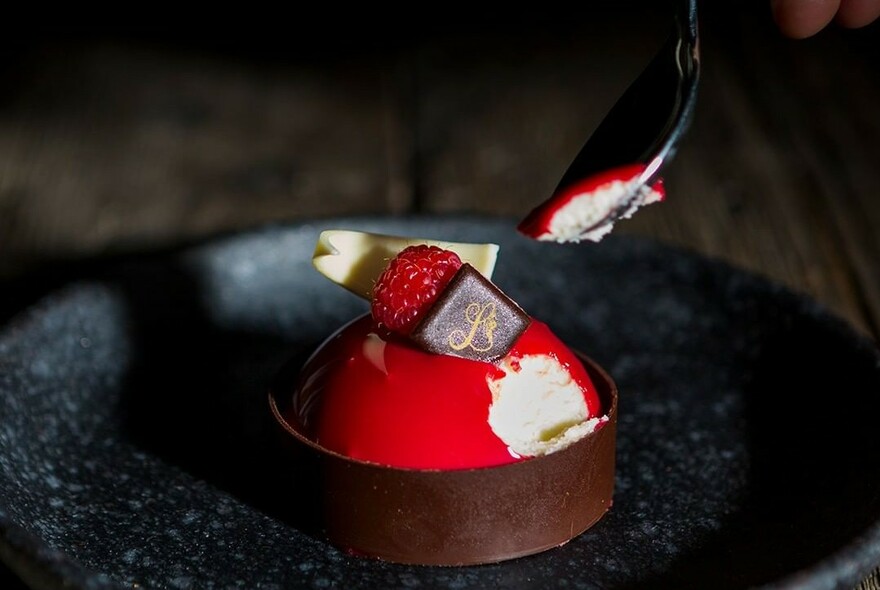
[2,216,880,590]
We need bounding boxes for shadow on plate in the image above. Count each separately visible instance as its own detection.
[106,256,328,542]
[621,304,880,589]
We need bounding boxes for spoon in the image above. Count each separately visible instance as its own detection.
[518,0,700,243]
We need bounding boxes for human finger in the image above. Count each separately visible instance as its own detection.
[771,0,841,38]
[835,0,880,27]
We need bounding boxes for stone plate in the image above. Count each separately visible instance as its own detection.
[2,215,880,590]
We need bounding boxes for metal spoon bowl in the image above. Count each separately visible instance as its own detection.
[519,0,700,242]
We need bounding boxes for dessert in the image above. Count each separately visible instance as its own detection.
[269,229,618,565]
[518,163,665,242]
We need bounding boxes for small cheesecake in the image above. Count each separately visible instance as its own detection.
[268,230,619,565]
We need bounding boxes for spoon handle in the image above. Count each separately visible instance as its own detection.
[555,0,700,193]
[517,0,701,243]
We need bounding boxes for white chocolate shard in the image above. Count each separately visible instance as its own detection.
[312,230,500,300]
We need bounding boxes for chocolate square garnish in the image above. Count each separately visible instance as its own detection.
[410,264,531,362]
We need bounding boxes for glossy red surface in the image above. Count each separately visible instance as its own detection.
[517,163,665,239]
[288,314,600,470]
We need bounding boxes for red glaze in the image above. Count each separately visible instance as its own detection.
[288,313,601,470]
[517,163,665,239]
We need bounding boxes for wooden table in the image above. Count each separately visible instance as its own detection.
[1,2,878,588]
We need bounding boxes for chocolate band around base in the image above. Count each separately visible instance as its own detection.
[268,352,617,566]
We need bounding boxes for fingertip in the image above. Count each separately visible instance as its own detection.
[835,0,880,28]
[772,0,842,38]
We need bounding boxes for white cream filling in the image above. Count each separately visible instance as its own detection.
[543,180,663,243]
[487,354,606,457]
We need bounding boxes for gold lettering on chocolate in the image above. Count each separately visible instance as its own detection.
[448,302,497,352]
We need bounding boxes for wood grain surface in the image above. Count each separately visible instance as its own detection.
[1,1,878,588]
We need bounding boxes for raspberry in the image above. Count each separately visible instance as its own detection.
[371,245,463,334]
